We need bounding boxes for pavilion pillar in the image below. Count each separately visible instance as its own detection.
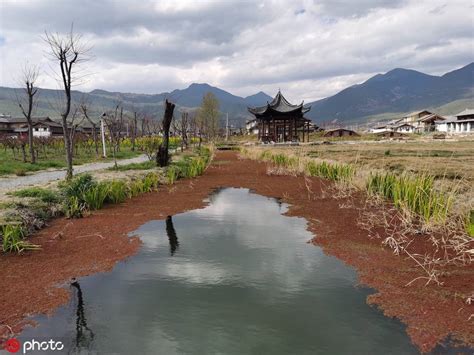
[273,118,276,142]
[303,122,306,143]
[295,119,299,141]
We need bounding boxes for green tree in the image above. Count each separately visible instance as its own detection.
[197,92,220,144]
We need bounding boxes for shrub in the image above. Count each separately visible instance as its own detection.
[82,182,109,210]
[166,166,180,184]
[142,172,160,192]
[60,173,96,200]
[64,195,87,218]
[106,180,128,203]
[1,224,41,253]
[128,179,145,197]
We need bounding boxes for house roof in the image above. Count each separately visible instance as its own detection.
[403,110,432,118]
[248,91,311,115]
[417,113,446,122]
[4,116,53,124]
[456,109,474,117]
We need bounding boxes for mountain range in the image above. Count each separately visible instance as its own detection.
[0,62,472,126]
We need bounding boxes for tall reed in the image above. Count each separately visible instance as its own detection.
[366,172,453,223]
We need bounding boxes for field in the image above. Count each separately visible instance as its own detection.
[0,146,141,176]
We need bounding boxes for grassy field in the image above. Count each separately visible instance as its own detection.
[0,146,141,176]
[238,135,474,234]
[300,140,474,182]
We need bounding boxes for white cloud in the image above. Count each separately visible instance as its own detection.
[0,0,472,101]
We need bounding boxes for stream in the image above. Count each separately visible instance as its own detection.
[20,188,420,354]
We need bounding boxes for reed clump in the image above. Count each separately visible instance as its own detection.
[366,172,454,224]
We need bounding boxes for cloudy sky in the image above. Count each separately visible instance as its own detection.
[0,0,472,102]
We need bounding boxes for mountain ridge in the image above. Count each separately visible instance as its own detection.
[0,62,472,126]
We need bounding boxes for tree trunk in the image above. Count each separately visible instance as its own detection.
[92,124,99,156]
[27,124,35,163]
[21,144,27,163]
[62,119,73,180]
[156,100,175,167]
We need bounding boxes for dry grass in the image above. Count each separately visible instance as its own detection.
[240,140,474,285]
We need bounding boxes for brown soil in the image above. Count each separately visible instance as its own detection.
[1,151,473,353]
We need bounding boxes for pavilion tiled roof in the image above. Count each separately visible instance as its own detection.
[248,91,311,115]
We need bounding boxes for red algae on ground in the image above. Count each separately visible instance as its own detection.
[1,151,472,352]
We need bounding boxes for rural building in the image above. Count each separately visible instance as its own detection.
[371,110,446,134]
[415,113,446,132]
[398,110,432,124]
[0,116,95,138]
[376,131,407,138]
[245,118,258,135]
[247,91,312,142]
[323,128,360,137]
[436,109,474,134]
[395,110,446,132]
[14,119,65,138]
[394,123,416,133]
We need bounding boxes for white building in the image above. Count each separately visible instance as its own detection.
[436,109,474,134]
[245,118,258,135]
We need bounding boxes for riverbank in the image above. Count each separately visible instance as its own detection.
[1,150,473,352]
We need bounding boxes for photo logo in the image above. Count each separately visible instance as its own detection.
[5,338,20,353]
[3,338,64,353]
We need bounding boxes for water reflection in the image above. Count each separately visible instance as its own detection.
[166,216,179,256]
[71,280,94,351]
[21,188,422,355]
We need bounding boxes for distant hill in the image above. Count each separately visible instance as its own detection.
[0,83,274,127]
[306,62,474,123]
[1,62,472,127]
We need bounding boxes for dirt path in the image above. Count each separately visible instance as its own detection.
[0,151,472,353]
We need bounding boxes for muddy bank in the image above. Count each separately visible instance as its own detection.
[1,151,473,352]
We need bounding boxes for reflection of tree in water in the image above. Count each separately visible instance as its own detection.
[166,215,179,256]
[71,280,94,352]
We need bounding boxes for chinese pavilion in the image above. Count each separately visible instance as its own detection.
[248,91,311,142]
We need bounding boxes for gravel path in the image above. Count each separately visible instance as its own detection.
[0,154,149,192]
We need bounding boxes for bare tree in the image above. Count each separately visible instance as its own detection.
[103,104,124,169]
[156,100,175,167]
[79,98,99,156]
[173,111,190,152]
[43,26,90,180]
[16,65,40,163]
[130,111,139,151]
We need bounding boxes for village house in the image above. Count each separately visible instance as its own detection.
[395,110,446,132]
[394,123,416,133]
[370,110,446,134]
[323,128,360,138]
[436,109,474,134]
[376,131,407,139]
[0,116,95,138]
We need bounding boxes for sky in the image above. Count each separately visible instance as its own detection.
[0,0,473,102]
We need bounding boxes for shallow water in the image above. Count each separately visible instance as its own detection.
[20,188,420,354]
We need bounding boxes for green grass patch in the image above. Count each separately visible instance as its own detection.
[108,160,156,171]
[305,161,355,182]
[10,187,60,204]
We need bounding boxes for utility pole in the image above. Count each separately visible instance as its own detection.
[225,113,229,141]
[100,113,107,158]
